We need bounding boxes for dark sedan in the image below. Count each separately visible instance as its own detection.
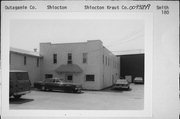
[34,78,82,93]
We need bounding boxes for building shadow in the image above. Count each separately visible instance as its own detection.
[40,89,84,94]
[9,98,34,104]
[101,86,132,93]
[111,88,132,92]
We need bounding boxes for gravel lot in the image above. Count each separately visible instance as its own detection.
[10,83,144,110]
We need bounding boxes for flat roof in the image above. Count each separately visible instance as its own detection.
[40,40,102,45]
[10,47,42,58]
[10,70,28,72]
[113,49,144,56]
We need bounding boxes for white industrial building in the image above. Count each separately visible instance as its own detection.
[10,40,120,90]
[10,47,42,85]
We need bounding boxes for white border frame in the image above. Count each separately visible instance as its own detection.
[1,12,153,117]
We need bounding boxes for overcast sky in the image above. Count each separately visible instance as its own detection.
[10,19,144,54]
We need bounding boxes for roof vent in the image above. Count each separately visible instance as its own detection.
[34,48,37,52]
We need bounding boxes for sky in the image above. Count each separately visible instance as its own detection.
[10,19,144,55]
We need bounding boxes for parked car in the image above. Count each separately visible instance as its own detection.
[114,78,130,90]
[34,78,82,93]
[134,77,144,84]
[10,70,31,99]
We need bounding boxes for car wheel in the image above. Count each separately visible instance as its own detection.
[78,90,82,93]
[13,95,22,99]
[41,86,46,91]
[73,90,77,93]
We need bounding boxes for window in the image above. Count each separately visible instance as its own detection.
[105,56,107,66]
[109,58,110,66]
[53,54,57,64]
[102,55,104,64]
[67,53,72,64]
[67,75,73,81]
[37,58,39,67]
[83,53,88,63]
[24,56,27,65]
[108,57,109,66]
[113,60,115,68]
[45,74,53,79]
[86,75,95,81]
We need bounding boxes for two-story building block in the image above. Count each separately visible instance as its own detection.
[10,47,43,85]
[40,40,120,90]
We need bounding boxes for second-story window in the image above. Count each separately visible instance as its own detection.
[108,57,109,66]
[67,53,72,64]
[53,54,57,64]
[83,53,88,63]
[37,58,39,67]
[105,56,107,66]
[24,56,27,65]
[102,55,104,64]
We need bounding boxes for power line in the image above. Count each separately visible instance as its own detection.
[104,31,144,48]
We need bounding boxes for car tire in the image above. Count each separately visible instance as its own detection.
[13,95,22,99]
[78,90,82,93]
[73,90,77,93]
[41,86,46,91]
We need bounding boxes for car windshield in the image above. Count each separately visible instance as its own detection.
[135,77,143,80]
[116,79,127,83]
[55,79,63,83]
[44,78,66,83]
[44,78,53,82]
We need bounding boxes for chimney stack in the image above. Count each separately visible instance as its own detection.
[34,48,37,52]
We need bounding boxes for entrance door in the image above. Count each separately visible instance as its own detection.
[66,75,73,82]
